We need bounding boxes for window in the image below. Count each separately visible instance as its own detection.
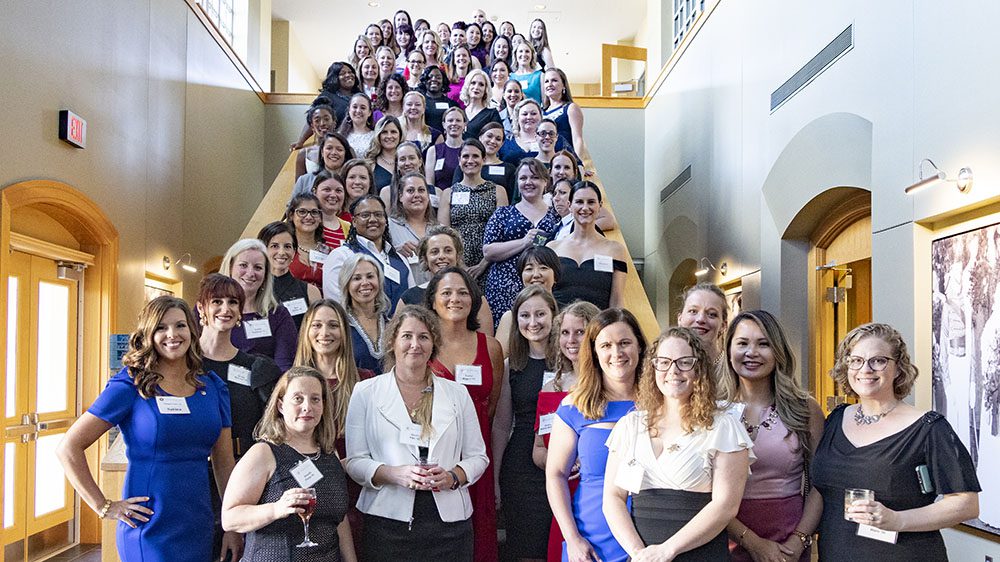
[672,0,706,50]
[200,0,235,45]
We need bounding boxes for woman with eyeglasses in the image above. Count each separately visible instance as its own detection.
[535,119,560,165]
[811,323,980,560]
[604,326,753,562]
[404,50,426,89]
[285,193,331,289]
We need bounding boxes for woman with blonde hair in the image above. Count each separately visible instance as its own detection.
[401,90,443,152]
[222,367,357,562]
[375,45,396,82]
[336,253,391,374]
[510,41,543,102]
[348,35,375,68]
[221,238,299,371]
[419,29,444,71]
[461,69,501,139]
[58,296,241,562]
[604,327,752,561]
[676,282,730,369]
[546,308,647,562]
[345,305,488,561]
[720,310,824,561]
[366,115,402,191]
[500,98,574,165]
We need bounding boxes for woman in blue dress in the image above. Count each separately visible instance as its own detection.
[482,158,559,327]
[546,308,647,562]
[57,296,240,562]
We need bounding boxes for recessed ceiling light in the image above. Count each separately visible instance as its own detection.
[368,0,380,6]
[535,4,546,9]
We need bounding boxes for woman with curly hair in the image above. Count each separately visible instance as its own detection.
[604,326,752,561]
[373,73,407,123]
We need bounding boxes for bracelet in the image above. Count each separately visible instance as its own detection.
[737,527,749,547]
[97,499,113,519]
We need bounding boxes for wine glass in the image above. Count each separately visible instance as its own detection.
[296,487,318,547]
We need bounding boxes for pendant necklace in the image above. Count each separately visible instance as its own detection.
[854,402,898,425]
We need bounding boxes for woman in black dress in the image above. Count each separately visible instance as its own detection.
[812,322,980,560]
[461,69,501,140]
[258,221,321,331]
[493,285,559,561]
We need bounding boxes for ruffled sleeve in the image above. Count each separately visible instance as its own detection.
[87,368,138,426]
[605,410,642,456]
[702,412,755,471]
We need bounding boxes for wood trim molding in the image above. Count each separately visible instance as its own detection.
[9,232,96,266]
[601,44,648,97]
[810,192,872,248]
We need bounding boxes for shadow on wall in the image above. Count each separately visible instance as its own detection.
[668,257,699,322]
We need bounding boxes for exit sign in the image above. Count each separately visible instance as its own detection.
[58,109,86,148]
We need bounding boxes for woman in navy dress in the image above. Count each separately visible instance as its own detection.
[57,296,241,562]
[482,158,559,327]
[546,308,647,562]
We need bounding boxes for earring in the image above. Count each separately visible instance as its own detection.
[236,318,242,327]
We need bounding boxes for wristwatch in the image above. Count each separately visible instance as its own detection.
[791,529,814,548]
[448,470,461,490]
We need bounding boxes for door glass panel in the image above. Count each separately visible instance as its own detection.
[4,442,14,528]
[6,277,17,418]
[33,434,66,517]
[35,281,69,414]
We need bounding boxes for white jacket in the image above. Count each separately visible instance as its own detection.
[345,371,489,522]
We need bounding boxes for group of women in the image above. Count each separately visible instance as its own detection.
[52,9,981,562]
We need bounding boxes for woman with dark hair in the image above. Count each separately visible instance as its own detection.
[491,36,513,69]
[489,58,511,108]
[339,93,376,158]
[367,116,402,190]
[358,55,380,100]
[222,367,356,562]
[604,326,752,561]
[387,172,437,283]
[471,121,517,202]
[373,73,407,122]
[323,195,412,314]
[404,49,427,89]
[461,69,501,140]
[292,132,356,199]
[529,19,556,69]
[499,21,515,39]
[466,23,488,67]
[392,10,412,37]
[365,23,384,50]
[58,297,240,562]
[321,62,363,124]
[546,308,647,562]
[393,23,417,73]
[426,267,505,562]
[310,172,352,251]
[536,118,560,165]
[482,21,497,48]
[419,65,460,131]
[379,19,395,57]
[499,77,523,134]
[258,221,322,331]
[547,181,628,310]
[812,323,980,560]
[493,285,559,561]
[676,283,730,367]
[414,19,429,34]
[295,102,337,178]
[719,310,824,562]
[285,193,328,289]
[495,245,562,357]
[447,45,476,108]
[378,140,426,209]
[482,158,560,326]
[543,68,592,163]
[440,139,509,279]
[341,158,376,212]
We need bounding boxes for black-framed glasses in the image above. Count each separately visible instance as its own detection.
[537,130,557,138]
[355,211,387,221]
[652,356,698,372]
[845,355,894,371]
[294,208,322,218]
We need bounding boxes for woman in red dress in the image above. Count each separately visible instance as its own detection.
[425,266,505,562]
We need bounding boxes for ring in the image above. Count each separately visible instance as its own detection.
[125,510,132,517]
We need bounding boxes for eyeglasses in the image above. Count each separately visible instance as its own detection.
[355,211,387,221]
[294,209,322,218]
[845,355,895,371]
[408,59,424,64]
[537,130,557,138]
[652,356,698,372]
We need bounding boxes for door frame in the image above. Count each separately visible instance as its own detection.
[0,180,119,551]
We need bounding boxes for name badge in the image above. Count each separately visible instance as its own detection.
[594,254,614,273]
[384,265,401,284]
[283,298,308,316]
[857,524,898,544]
[400,422,426,446]
[455,364,482,386]
[435,102,449,110]
[290,458,324,488]
[429,193,440,207]
[615,458,644,494]
[487,165,505,176]
[155,396,190,415]
[309,249,328,264]
[244,318,272,339]
[538,413,555,435]
[405,253,420,265]
[542,370,557,387]
[228,365,252,387]
[452,191,470,205]
[434,158,445,171]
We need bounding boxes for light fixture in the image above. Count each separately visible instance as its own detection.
[694,258,726,277]
[534,4,547,10]
[163,253,198,274]
[367,1,380,7]
[903,158,973,195]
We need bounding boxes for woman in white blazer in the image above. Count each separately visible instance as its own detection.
[346,305,488,561]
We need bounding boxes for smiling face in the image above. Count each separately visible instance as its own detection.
[150,307,191,366]
[729,319,776,383]
[380,20,393,40]
[351,199,387,241]
[425,234,459,274]
[366,24,383,47]
[394,315,434,369]
[338,65,356,91]
[396,28,411,49]
[846,336,897,400]
[450,28,466,48]
[551,154,577,182]
[494,40,510,62]
[437,23,451,43]
[361,57,379,82]
[291,200,321,233]
[379,122,401,150]
[677,289,727,350]
[515,43,533,69]
[479,127,504,156]
[407,52,426,77]
[491,61,509,87]
[425,68,444,94]
[345,165,372,201]
[199,294,241,332]
[377,49,395,74]
[421,33,439,58]
[403,93,425,119]
[348,259,380,307]
[230,249,266,302]
[321,137,346,171]
[517,163,545,201]
[499,21,514,38]
[310,108,334,137]
[432,272,473,324]
[348,96,372,126]
[266,231,295,275]
[443,109,466,138]
[517,295,554,344]
[654,336,698,401]
[308,305,343,357]
[595,321,641,384]
[385,79,403,103]
[467,25,481,47]
[521,259,555,291]
[394,11,410,31]
[482,23,495,44]
[511,34,526,50]
[543,69,565,101]
[459,143,483,175]
[517,102,541,132]
[503,80,523,108]
[571,185,602,225]
[530,20,545,40]
[537,121,557,152]
[399,175,428,215]
[396,144,422,174]
[355,38,371,60]
[559,313,588,366]
[314,178,345,215]
[279,376,324,435]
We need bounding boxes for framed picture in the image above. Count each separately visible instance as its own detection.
[931,221,1000,536]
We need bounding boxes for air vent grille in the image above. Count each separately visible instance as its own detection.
[771,24,853,112]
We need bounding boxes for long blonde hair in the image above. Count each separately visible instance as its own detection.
[638,327,718,433]
[570,308,647,420]
[550,301,600,391]
[254,366,337,454]
[220,239,278,316]
[122,296,205,399]
[294,300,360,438]
[381,305,441,439]
[401,91,432,145]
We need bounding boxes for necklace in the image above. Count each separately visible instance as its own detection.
[294,447,321,461]
[741,404,777,437]
[854,402,898,425]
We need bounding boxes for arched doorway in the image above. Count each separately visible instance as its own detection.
[0,180,118,560]
[668,258,699,322]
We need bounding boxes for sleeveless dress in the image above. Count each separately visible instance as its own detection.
[543,104,575,149]
[499,357,552,559]
[429,332,499,562]
[552,256,628,310]
[242,443,349,562]
[88,369,231,562]
[534,389,577,562]
[555,400,634,562]
[347,312,385,374]
[811,405,980,561]
[431,142,461,190]
[448,181,499,268]
[272,272,311,331]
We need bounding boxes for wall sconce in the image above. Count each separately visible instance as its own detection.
[903,158,973,195]
[163,253,198,274]
[694,258,727,277]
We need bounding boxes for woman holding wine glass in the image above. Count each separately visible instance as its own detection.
[222,366,357,562]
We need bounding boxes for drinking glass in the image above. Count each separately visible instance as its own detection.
[296,487,318,547]
[844,488,874,520]
[418,456,440,492]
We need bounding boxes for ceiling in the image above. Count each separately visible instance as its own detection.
[270,0,647,89]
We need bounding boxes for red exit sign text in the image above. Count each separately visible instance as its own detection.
[58,109,87,149]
